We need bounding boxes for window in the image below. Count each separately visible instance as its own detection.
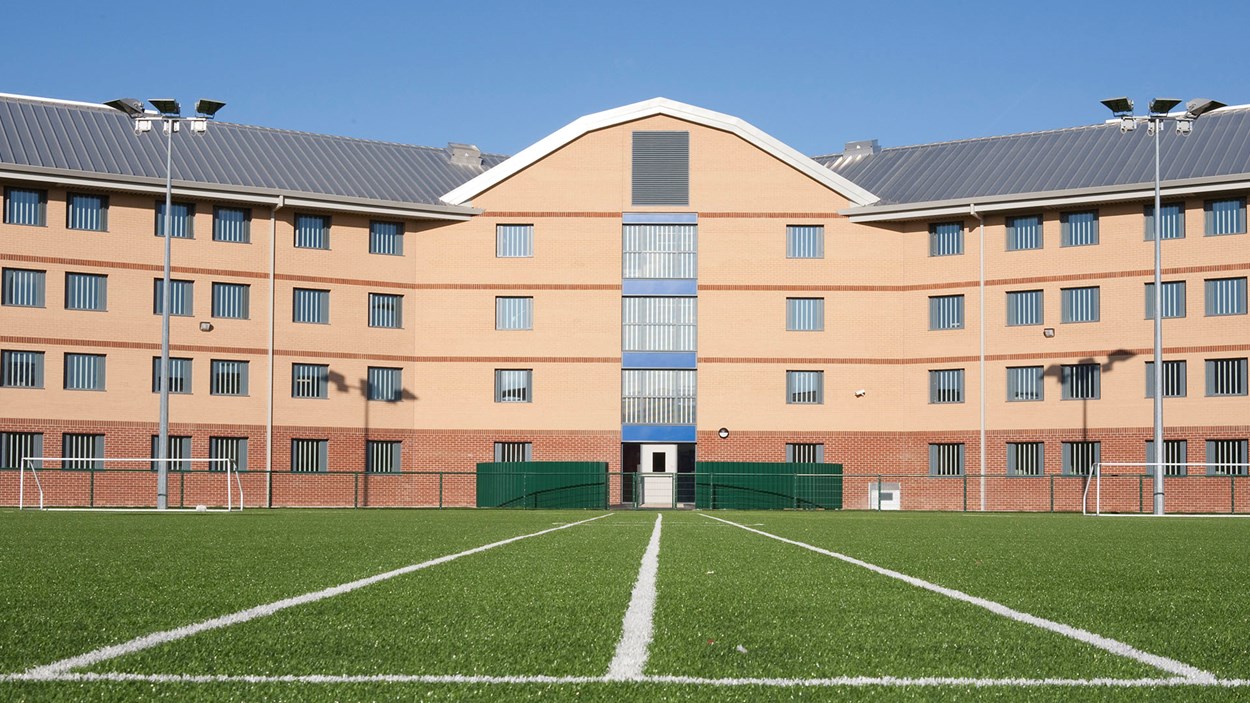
[212,283,250,319]
[1204,198,1246,236]
[210,360,249,396]
[929,295,964,330]
[294,213,330,249]
[1062,441,1101,475]
[1006,366,1044,401]
[786,225,824,259]
[1007,442,1045,476]
[292,363,328,399]
[1006,290,1043,326]
[2,350,43,388]
[1061,363,1100,400]
[1205,358,1248,396]
[1006,215,1042,251]
[622,297,697,352]
[151,357,192,394]
[366,440,402,473]
[62,433,104,471]
[929,443,965,476]
[622,224,697,279]
[1206,439,1248,475]
[1061,210,1098,246]
[2,268,45,307]
[67,193,108,231]
[64,353,105,391]
[929,369,964,404]
[622,369,696,424]
[496,296,533,330]
[632,131,689,206]
[4,187,46,226]
[369,220,404,255]
[0,432,43,469]
[1146,439,1188,477]
[786,443,825,463]
[786,298,824,331]
[786,370,824,405]
[213,206,250,243]
[1145,281,1186,319]
[494,441,533,462]
[1145,360,1187,398]
[1204,277,1247,316]
[65,273,107,311]
[368,293,403,328]
[929,222,963,256]
[496,224,534,258]
[494,369,532,403]
[367,366,403,402]
[150,435,191,472]
[1061,286,1100,323]
[293,288,329,323]
[1145,202,1184,240]
[155,201,194,238]
[291,439,328,472]
[210,437,248,472]
[153,279,194,316]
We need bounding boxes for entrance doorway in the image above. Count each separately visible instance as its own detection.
[621,443,695,507]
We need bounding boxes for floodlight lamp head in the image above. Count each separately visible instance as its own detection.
[148,98,181,116]
[194,99,226,118]
[189,119,208,135]
[133,120,152,135]
[105,97,146,118]
[1120,117,1137,134]
[1149,98,1181,115]
[1101,97,1134,116]
[1185,98,1226,119]
[1176,119,1193,136]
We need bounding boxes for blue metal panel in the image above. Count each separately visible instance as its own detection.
[622,212,698,225]
[622,425,697,442]
[622,279,698,296]
[622,352,696,369]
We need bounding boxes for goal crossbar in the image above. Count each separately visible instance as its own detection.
[1083,462,1250,515]
[19,457,243,512]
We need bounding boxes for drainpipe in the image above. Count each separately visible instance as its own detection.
[970,204,986,511]
[266,195,284,508]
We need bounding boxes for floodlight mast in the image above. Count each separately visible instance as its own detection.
[105,96,226,510]
[1100,96,1223,516]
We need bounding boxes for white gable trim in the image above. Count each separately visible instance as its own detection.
[440,98,879,207]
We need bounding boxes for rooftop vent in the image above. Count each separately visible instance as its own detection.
[446,142,482,167]
[842,139,880,158]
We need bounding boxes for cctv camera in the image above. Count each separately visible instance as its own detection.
[854,389,866,397]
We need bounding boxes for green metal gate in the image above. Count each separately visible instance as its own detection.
[695,461,843,510]
[475,462,608,508]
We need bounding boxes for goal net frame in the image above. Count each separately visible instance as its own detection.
[19,457,243,511]
[1083,462,1249,515]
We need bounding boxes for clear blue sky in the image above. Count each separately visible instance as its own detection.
[6,0,1249,156]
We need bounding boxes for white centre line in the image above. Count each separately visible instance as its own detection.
[605,513,663,680]
[22,513,613,679]
[699,513,1216,683]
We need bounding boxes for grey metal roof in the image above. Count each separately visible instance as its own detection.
[816,107,1250,208]
[0,94,509,208]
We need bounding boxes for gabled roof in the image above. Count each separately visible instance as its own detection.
[0,93,505,217]
[818,106,1250,218]
[441,97,879,207]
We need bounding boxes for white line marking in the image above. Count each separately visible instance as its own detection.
[22,513,612,678]
[700,513,1215,683]
[605,513,662,680]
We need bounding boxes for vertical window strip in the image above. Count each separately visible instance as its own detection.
[150,435,191,472]
[494,441,532,462]
[494,369,532,403]
[210,437,247,472]
[622,297,697,352]
[68,193,106,231]
[1006,366,1044,401]
[1205,277,1247,316]
[1007,442,1044,476]
[1006,215,1041,250]
[368,367,402,401]
[369,221,404,255]
[5,188,46,225]
[293,288,329,323]
[291,439,328,472]
[1146,281,1186,319]
[3,268,46,307]
[929,443,965,476]
[1205,198,1246,236]
[786,443,824,463]
[65,273,106,311]
[786,225,824,258]
[366,440,401,473]
[1206,439,1248,475]
[153,279,194,316]
[929,222,964,256]
[929,295,964,330]
[1146,360,1187,398]
[1063,441,1101,475]
[213,207,250,243]
[495,297,533,330]
[1145,202,1184,240]
[1061,287,1100,322]
[368,293,402,328]
[1062,363,1100,400]
[64,353,105,391]
[496,224,534,258]
[292,363,328,398]
[622,224,697,279]
[1006,290,1043,326]
[0,432,43,469]
[294,214,330,249]
[1061,211,1099,246]
[929,369,964,403]
[622,369,697,424]
[156,201,194,238]
[2,350,44,388]
[1205,358,1248,396]
[211,359,248,395]
[152,357,192,394]
[1146,439,1188,476]
[786,298,825,331]
[786,370,824,404]
[62,433,104,470]
[212,283,249,319]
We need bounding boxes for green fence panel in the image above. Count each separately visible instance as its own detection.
[475,462,608,509]
[694,462,843,510]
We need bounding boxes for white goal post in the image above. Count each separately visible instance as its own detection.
[1083,462,1249,515]
[19,457,243,511]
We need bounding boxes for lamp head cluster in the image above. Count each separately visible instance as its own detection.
[1101,96,1225,135]
[105,97,226,135]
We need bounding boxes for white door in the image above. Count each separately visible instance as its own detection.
[869,482,901,510]
[639,444,676,508]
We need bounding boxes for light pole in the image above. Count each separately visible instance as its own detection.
[1100,97,1223,516]
[106,97,226,510]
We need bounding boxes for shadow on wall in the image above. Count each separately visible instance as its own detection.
[1043,349,1137,443]
[326,371,418,434]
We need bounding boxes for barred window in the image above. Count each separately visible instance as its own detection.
[212,282,250,319]
[0,432,43,469]
[1145,439,1188,477]
[67,193,108,231]
[368,293,403,328]
[1006,215,1042,250]
[293,288,329,323]
[1006,366,1044,401]
[65,273,107,311]
[1145,360,1187,398]
[622,224,697,279]
[1205,439,1248,476]
[155,201,194,238]
[4,187,46,226]
[494,441,532,462]
[2,268,46,307]
[64,353,105,391]
[929,443,965,476]
[213,206,251,243]
[153,279,194,316]
[1145,281,1186,319]
[366,440,402,473]
[369,220,404,255]
[1204,277,1247,316]
[292,363,329,399]
[1061,210,1098,246]
[929,222,963,256]
[1204,198,1246,236]
[2,350,44,388]
[496,224,534,258]
[1061,286,1100,323]
[210,436,248,472]
[1062,441,1101,475]
[150,435,191,472]
[786,443,824,463]
[495,369,532,403]
[1006,290,1043,326]
[1061,363,1100,400]
[151,357,192,394]
[622,369,696,424]
[211,359,249,396]
[786,225,824,259]
[622,297,697,352]
[1007,442,1045,476]
[62,433,104,471]
[367,366,403,402]
[786,370,824,405]
[786,297,824,331]
[1145,202,1185,240]
[1205,358,1248,396]
[291,439,328,472]
[294,213,330,249]
[929,295,964,330]
[929,369,964,404]
[496,296,533,330]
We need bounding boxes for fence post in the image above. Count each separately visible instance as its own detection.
[709,473,715,510]
[179,470,186,509]
[1048,475,1054,513]
[439,472,444,509]
[876,475,882,511]
[89,468,95,508]
[1232,476,1236,515]
[1139,475,1144,514]
[353,472,359,509]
